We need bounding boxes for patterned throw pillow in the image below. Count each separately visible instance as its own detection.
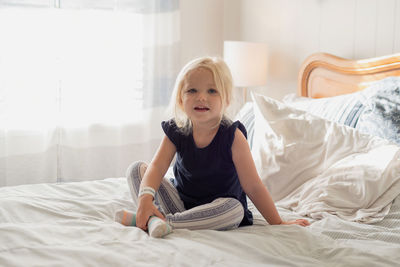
[356,78,400,145]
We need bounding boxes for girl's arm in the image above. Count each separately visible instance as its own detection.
[135,135,176,230]
[231,129,309,226]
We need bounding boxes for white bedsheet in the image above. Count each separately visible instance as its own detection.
[1,178,399,266]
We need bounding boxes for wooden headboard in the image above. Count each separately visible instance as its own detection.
[298,52,400,98]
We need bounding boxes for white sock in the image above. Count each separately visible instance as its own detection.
[114,209,136,226]
[147,216,173,238]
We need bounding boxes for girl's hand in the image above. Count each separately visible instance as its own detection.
[280,219,310,227]
[135,194,165,231]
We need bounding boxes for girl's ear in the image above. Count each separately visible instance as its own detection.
[178,95,184,108]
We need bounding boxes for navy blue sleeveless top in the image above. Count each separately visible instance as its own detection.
[161,119,253,226]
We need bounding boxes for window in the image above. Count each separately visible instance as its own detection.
[0,3,146,129]
[0,0,180,185]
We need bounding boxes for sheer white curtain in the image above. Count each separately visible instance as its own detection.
[0,1,180,186]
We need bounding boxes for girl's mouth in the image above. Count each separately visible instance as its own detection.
[194,106,210,111]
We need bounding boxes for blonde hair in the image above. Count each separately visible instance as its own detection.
[167,56,233,135]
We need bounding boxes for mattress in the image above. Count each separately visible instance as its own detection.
[1,177,399,266]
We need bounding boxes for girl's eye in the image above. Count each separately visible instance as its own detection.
[208,89,218,94]
[187,88,197,93]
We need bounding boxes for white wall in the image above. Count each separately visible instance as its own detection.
[180,0,400,101]
[179,0,224,67]
[179,0,245,114]
[224,0,400,100]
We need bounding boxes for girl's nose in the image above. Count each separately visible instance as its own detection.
[197,92,207,101]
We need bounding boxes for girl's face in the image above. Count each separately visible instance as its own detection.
[180,67,223,127]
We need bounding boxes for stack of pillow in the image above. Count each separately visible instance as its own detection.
[236,76,400,147]
[233,78,400,223]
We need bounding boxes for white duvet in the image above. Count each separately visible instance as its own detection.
[1,178,400,266]
[251,93,400,223]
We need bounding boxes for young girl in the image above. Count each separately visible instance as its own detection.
[115,57,309,237]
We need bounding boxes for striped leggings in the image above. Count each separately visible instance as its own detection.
[126,161,244,230]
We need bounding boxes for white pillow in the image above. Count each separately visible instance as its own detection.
[251,93,400,223]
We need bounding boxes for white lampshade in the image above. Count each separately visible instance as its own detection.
[223,41,268,87]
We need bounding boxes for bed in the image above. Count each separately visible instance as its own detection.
[1,53,400,266]
[298,52,400,98]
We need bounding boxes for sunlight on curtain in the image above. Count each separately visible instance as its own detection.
[0,1,180,186]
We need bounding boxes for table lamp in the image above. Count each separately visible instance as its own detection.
[223,41,268,102]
